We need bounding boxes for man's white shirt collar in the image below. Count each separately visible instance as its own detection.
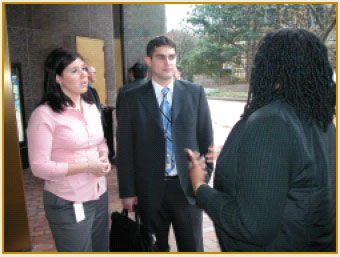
[152,79,174,107]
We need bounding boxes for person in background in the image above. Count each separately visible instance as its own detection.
[174,66,183,80]
[87,65,113,160]
[116,62,148,118]
[186,28,336,252]
[88,66,97,84]
[87,66,101,111]
[117,36,213,252]
[27,48,111,252]
[127,66,134,82]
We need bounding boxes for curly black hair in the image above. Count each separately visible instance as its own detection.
[242,28,336,131]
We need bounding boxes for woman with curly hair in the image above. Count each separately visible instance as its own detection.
[187,29,336,252]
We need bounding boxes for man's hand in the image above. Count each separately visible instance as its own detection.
[121,197,138,212]
[205,145,221,164]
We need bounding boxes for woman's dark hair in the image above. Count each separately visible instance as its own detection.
[40,47,93,112]
[242,28,336,131]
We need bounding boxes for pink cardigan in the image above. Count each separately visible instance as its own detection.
[27,100,108,202]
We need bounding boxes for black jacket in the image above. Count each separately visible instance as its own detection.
[116,79,148,118]
[117,80,213,214]
[197,100,336,252]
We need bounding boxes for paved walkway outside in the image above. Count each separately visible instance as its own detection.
[208,99,246,147]
[22,100,246,253]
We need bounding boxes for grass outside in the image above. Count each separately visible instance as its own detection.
[204,88,248,99]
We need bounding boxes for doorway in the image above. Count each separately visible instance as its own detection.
[76,36,107,104]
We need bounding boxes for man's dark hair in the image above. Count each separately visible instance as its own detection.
[242,28,336,131]
[146,36,176,58]
[128,66,133,74]
[40,47,93,113]
[132,62,148,79]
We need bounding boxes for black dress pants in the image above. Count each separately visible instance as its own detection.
[148,178,204,252]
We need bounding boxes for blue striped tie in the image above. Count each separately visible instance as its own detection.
[160,88,175,176]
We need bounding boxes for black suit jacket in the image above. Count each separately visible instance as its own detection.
[196,100,336,251]
[87,85,107,128]
[116,79,148,118]
[117,80,213,213]
[88,84,101,110]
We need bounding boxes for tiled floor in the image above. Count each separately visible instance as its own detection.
[20,99,335,253]
[23,166,220,252]
[22,100,246,253]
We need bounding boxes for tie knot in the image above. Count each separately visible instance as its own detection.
[162,88,170,97]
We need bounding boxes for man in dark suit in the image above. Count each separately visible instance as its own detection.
[87,65,115,160]
[116,62,148,118]
[127,66,134,82]
[117,36,213,252]
[87,65,101,110]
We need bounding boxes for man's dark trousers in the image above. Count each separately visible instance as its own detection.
[117,79,213,252]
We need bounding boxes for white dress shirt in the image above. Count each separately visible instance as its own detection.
[152,79,174,107]
[152,79,178,176]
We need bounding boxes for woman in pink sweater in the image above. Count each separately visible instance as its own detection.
[27,48,111,252]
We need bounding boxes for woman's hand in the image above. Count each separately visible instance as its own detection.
[98,155,112,176]
[99,152,111,173]
[88,155,111,177]
[185,148,208,196]
[67,154,111,177]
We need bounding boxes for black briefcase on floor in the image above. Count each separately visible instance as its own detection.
[109,208,153,252]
